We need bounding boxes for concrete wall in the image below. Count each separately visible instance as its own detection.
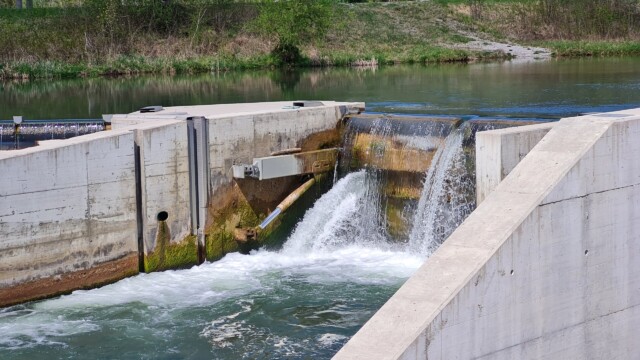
[476,122,555,204]
[335,109,640,359]
[207,104,358,192]
[0,130,139,307]
[133,121,196,272]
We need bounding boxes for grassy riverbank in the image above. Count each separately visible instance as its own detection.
[1,1,639,80]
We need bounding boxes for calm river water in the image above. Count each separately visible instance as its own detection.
[1,57,640,360]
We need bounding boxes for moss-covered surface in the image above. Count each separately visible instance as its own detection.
[143,225,198,273]
[205,195,262,261]
[381,172,424,200]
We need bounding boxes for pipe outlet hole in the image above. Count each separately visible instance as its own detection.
[510,270,514,276]
[157,211,169,221]
[584,249,589,256]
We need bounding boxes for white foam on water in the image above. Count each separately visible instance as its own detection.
[0,308,99,349]
[283,171,408,256]
[318,333,348,347]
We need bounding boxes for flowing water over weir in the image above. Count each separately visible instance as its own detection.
[0,115,519,359]
[0,120,104,150]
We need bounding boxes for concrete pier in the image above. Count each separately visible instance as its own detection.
[335,109,640,359]
[0,101,363,307]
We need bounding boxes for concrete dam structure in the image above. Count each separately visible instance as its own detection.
[0,101,364,307]
[2,101,638,359]
[335,108,640,359]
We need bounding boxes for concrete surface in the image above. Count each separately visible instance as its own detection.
[204,102,363,258]
[0,130,139,307]
[334,108,640,360]
[133,121,195,271]
[476,122,555,204]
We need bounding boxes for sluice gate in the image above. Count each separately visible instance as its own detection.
[0,118,106,150]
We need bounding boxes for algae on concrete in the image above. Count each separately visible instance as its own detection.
[143,222,198,272]
[205,196,261,261]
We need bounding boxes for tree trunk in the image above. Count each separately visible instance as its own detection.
[26,0,32,8]
[16,0,22,9]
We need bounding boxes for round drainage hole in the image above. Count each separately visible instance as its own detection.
[157,211,169,221]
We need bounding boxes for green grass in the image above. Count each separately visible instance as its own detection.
[545,41,640,57]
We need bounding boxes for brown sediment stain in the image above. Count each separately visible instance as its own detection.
[382,171,425,200]
[298,128,342,152]
[0,253,138,308]
[350,133,440,173]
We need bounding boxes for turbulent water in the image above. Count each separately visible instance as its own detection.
[0,118,475,359]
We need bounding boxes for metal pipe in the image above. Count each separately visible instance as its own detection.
[258,177,316,230]
[270,148,302,156]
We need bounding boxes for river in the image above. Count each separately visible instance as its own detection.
[1,57,640,360]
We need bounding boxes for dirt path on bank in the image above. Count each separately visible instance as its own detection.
[440,14,552,62]
[453,29,552,62]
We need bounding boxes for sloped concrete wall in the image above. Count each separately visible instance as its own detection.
[335,109,640,359]
[0,130,139,307]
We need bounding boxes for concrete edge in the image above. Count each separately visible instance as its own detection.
[476,121,556,136]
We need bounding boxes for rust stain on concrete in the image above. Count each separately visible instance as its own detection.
[0,254,138,307]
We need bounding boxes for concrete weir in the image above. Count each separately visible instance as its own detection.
[0,101,363,307]
[335,108,640,359]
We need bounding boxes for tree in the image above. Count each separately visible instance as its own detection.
[253,0,337,64]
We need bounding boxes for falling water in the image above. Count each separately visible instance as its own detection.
[282,171,390,255]
[408,125,475,254]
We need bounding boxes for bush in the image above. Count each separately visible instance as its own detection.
[253,0,338,64]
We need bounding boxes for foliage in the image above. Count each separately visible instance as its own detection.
[534,0,640,39]
[252,0,337,64]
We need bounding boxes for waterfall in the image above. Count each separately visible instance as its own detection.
[408,125,475,255]
[282,171,390,255]
[283,115,476,257]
